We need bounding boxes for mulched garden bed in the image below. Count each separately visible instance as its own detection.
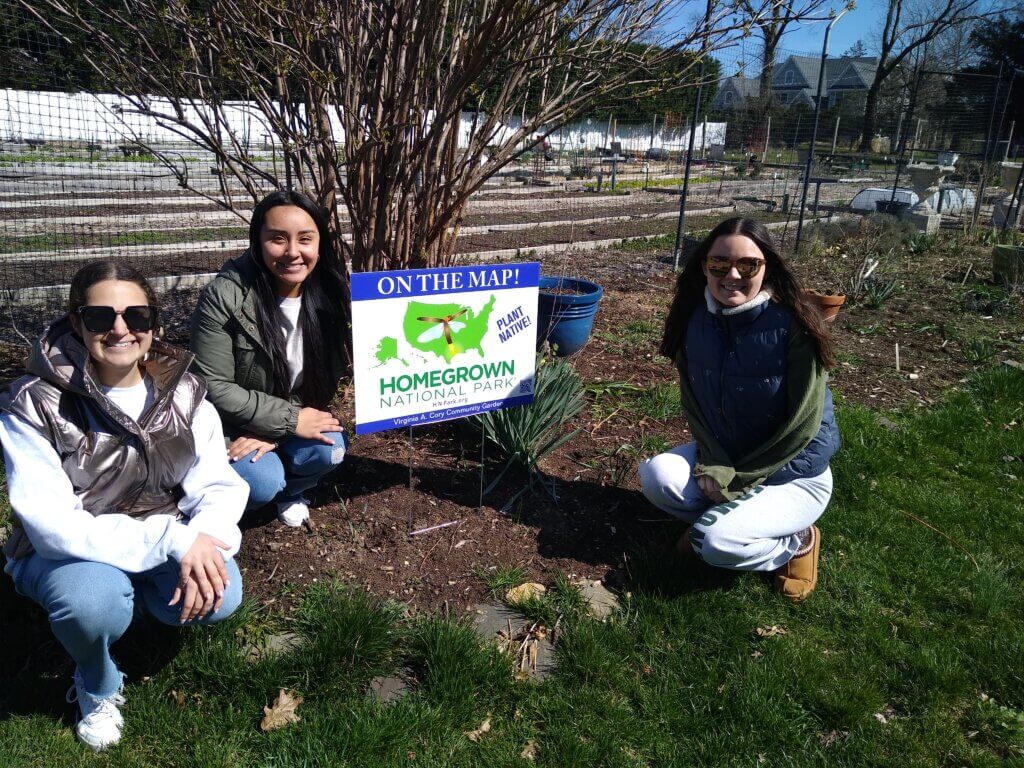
[223,224,1024,616]
[1,218,1020,622]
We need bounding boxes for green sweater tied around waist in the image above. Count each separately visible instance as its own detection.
[675,324,827,501]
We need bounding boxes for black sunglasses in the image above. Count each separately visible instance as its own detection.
[77,305,158,334]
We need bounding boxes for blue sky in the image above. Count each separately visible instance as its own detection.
[783,3,877,57]
[664,0,880,71]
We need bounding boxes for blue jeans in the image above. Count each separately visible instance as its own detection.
[9,554,243,698]
[231,431,347,510]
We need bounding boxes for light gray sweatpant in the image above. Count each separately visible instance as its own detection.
[638,442,833,572]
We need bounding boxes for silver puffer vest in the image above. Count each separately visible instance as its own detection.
[1,317,207,560]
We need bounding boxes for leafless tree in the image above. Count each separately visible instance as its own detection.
[857,0,996,151]
[21,0,768,274]
[736,0,834,110]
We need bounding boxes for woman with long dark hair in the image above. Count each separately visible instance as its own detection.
[1,261,246,749]
[639,217,840,601]
[190,190,351,527]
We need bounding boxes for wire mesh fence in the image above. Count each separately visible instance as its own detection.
[0,4,1020,345]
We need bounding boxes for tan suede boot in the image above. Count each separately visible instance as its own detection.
[774,525,820,602]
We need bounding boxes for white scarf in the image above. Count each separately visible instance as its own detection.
[704,286,773,316]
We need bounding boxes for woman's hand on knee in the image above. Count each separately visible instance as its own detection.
[228,434,276,462]
[171,533,230,622]
[697,474,727,503]
[174,573,204,623]
[296,407,342,444]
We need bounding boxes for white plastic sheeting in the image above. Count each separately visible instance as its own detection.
[850,187,917,211]
[539,119,727,152]
[849,186,976,214]
[1,90,279,145]
[2,89,725,152]
[924,187,976,214]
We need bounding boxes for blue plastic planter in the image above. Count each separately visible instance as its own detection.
[536,276,604,356]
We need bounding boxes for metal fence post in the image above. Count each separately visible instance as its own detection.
[794,9,846,256]
[645,114,657,188]
[673,0,714,270]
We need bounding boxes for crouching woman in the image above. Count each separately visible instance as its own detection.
[639,217,840,601]
[189,190,350,528]
[0,261,247,750]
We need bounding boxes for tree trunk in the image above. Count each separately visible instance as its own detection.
[756,27,781,117]
[858,78,884,152]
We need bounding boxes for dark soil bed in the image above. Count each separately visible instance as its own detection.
[1,221,1020,619]
[1,208,802,291]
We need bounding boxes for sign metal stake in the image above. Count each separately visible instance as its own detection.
[479,419,486,511]
[408,425,414,532]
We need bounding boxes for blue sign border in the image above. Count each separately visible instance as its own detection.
[352,262,540,301]
[355,393,534,435]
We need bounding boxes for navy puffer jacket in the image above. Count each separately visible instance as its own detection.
[683,296,839,484]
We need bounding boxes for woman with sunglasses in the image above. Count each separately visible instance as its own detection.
[189,190,350,528]
[639,217,840,601]
[0,260,247,750]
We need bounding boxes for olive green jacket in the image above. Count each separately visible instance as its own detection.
[189,251,348,440]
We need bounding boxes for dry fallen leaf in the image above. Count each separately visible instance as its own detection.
[873,704,897,725]
[818,729,848,747]
[465,716,492,742]
[755,625,788,638]
[506,582,546,604]
[260,689,303,732]
[520,739,538,760]
[169,689,202,708]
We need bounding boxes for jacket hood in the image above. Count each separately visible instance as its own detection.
[27,316,196,404]
[25,316,93,396]
[220,249,262,290]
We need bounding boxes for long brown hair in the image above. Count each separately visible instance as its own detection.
[660,217,835,369]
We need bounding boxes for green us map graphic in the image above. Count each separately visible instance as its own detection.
[374,295,496,365]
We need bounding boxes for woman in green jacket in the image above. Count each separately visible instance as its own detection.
[190,190,351,527]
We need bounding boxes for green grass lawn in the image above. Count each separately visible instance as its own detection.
[2,366,1023,766]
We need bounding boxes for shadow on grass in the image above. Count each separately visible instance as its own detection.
[0,574,186,722]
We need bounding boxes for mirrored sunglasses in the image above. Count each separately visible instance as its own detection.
[77,305,158,333]
[705,256,765,279]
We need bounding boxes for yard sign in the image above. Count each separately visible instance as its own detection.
[351,263,540,435]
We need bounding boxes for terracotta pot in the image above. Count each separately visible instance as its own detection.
[802,289,846,323]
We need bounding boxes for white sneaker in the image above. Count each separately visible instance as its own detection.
[66,669,125,751]
[277,499,310,527]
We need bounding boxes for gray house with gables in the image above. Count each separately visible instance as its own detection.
[712,55,877,111]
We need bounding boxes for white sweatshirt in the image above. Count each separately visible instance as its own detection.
[0,375,248,578]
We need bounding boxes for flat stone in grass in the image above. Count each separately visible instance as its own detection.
[368,673,411,704]
[245,631,302,663]
[875,414,901,433]
[573,579,620,620]
[471,602,557,681]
